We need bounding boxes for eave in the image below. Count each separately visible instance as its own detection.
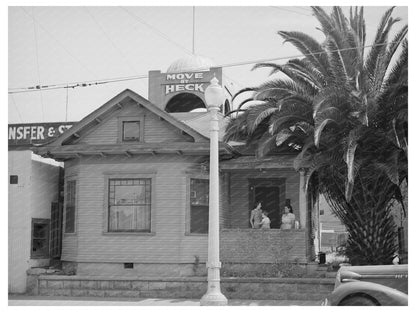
[33,142,236,161]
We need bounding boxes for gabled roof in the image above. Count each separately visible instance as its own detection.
[43,89,209,147]
[33,89,237,160]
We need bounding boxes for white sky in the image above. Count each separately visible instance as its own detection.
[7,3,408,124]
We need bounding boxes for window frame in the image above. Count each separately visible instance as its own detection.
[118,116,144,143]
[103,172,156,235]
[30,218,50,259]
[186,174,209,236]
[63,179,77,234]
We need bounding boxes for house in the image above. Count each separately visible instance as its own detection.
[33,57,318,277]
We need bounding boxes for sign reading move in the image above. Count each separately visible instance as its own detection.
[165,72,206,95]
[8,122,74,147]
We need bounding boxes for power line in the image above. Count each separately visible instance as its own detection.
[9,94,23,122]
[192,6,195,54]
[8,41,401,94]
[84,7,138,74]
[31,7,45,122]
[119,7,194,56]
[270,6,311,17]
[20,7,98,78]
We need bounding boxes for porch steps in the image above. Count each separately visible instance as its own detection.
[27,274,335,301]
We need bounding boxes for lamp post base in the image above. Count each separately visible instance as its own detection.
[200,291,228,306]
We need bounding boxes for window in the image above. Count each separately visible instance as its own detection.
[122,121,141,141]
[118,116,144,143]
[31,218,50,259]
[10,175,18,184]
[108,178,151,232]
[190,179,209,234]
[65,180,76,233]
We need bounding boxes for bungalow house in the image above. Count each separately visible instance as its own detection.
[33,57,319,277]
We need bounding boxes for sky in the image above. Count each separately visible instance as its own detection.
[7,4,408,125]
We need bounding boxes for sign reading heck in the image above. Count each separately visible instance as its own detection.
[8,122,74,147]
[165,72,206,95]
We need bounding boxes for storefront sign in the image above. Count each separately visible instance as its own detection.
[165,72,206,95]
[8,122,74,147]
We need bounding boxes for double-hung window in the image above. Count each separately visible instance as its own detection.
[108,178,151,232]
[190,178,209,234]
[65,180,76,233]
[31,218,50,258]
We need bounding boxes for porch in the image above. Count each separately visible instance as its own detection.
[218,155,314,264]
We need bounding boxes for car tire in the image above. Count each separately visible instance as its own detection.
[339,296,377,306]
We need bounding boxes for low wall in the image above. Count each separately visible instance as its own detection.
[220,229,307,263]
[27,274,334,301]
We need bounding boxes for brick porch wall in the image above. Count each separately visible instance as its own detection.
[220,229,307,263]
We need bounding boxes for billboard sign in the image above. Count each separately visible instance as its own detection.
[8,122,75,147]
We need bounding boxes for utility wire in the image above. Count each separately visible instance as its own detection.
[20,7,98,78]
[65,85,69,122]
[119,7,194,56]
[8,40,400,94]
[270,6,311,17]
[31,8,45,122]
[9,94,23,122]
[84,7,138,74]
[192,6,195,54]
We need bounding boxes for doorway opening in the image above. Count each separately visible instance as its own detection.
[248,178,286,229]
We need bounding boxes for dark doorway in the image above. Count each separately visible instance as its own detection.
[249,185,280,229]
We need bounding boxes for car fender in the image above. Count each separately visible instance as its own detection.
[326,280,408,306]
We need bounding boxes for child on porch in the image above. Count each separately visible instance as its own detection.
[250,202,263,229]
[260,211,271,229]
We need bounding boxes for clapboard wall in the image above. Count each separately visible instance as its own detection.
[61,155,212,267]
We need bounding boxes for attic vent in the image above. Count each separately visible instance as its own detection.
[124,263,134,269]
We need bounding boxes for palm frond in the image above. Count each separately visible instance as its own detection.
[245,102,278,134]
[278,30,330,77]
[231,87,257,102]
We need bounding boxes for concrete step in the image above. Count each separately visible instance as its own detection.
[29,275,334,301]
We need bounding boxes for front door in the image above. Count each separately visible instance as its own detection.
[249,184,280,229]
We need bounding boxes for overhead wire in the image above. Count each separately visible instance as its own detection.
[119,7,194,56]
[269,6,311,17]
[20,7,98,78]
[9,94,23,123]
[83,7,139,74]
[31,7,45,122]
[8,40,402,95]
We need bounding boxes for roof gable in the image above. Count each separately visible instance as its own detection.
[45,89,209,147]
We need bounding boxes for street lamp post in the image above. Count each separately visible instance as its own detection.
[200,77,228,306]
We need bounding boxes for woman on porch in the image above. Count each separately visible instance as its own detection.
[281,204,296,230]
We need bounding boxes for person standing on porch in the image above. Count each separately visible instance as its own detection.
[250,202,263,229]
[281,204,296,230]
[260,211,271,229]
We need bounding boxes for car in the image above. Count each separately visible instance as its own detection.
[322,264,408,306]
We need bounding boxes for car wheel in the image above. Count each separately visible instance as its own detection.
[339,296,377,306]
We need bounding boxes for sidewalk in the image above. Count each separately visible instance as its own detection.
[9,295,321,306]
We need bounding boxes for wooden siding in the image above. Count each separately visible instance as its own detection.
[64,155,208,264]
[227,170,300,229]
[79,102,192,145]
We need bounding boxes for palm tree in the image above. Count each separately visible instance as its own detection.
[224,7,407,265]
